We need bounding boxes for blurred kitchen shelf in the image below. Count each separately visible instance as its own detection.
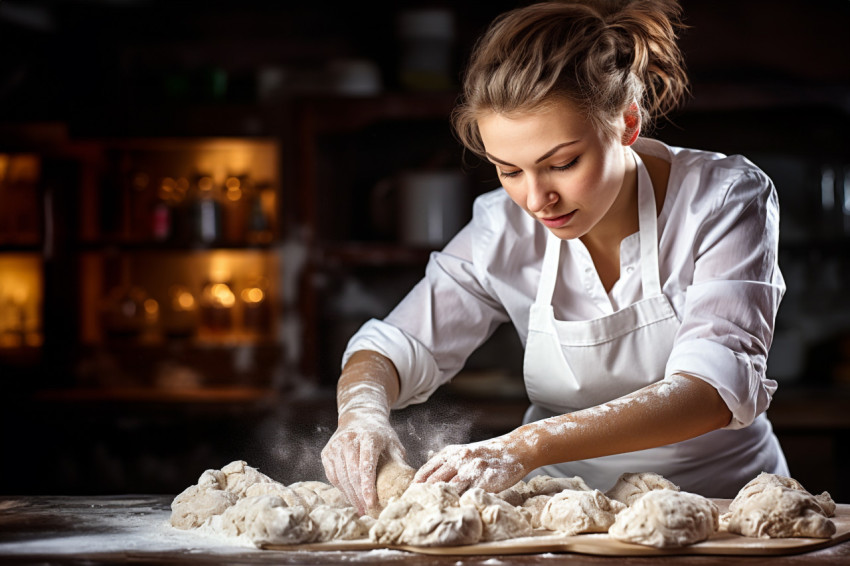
[35,386,278,405]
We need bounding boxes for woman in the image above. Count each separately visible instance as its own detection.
[322,0,788,516]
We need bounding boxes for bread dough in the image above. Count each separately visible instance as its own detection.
[170,469,239,529]
[170,460,369,546]
[373,458,416,517]
[309,505,374,541]
[214,494,318,545]
[727,472,836,518]
[539,489,626,535]
[605,472,680,506]
[498,475,591,506]
[218,460,277,497]
[608,490,718,548]
[520,495,553,528]
[724,485,836,539]
[370,484,483,547]
[459,487,533,541]
[290,481,351,509]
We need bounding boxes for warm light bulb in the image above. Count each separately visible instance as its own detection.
[241,287,264,304]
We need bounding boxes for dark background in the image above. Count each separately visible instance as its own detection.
[0,0,849,500]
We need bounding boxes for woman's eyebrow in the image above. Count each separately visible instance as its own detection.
[485,140,581,167]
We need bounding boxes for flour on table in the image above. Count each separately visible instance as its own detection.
[459,488,532,541]
[605,472,680,506]
[608,490,718,548]
[539,489,625,536]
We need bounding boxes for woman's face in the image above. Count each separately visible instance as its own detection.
[477,99,633,241]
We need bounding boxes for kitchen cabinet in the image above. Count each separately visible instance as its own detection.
[0,125,289,397]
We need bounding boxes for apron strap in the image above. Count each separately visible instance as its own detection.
[634,149,663,297]
[534,231,562,305]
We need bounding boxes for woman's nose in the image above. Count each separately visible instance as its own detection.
[526,175,557,213]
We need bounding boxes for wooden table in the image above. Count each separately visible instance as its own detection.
[1,495,849,565]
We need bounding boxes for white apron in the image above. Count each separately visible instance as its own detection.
[522,150,787,498]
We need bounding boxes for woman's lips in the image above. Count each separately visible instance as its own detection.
[539,210,576,229]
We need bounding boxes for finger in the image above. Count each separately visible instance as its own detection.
[359,442,379,511]
[413,455,444,483]
[426,464,459,484]
[339,446,366,514]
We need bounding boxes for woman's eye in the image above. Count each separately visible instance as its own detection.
[553,156,580,171]
[499,169,521,179]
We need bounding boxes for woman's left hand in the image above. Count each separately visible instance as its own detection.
[413,433,530,494]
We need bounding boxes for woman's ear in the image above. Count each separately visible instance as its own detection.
[622,102,641,146]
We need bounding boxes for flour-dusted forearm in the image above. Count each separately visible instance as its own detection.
[321,350,407,516]
[511,374,732,472]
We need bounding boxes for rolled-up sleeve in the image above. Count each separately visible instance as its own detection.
[665,167,785,429]
[343,195,512,409]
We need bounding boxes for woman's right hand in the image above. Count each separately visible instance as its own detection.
[321,412,406,516]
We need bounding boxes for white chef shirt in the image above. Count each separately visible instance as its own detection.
[343,138,785,430]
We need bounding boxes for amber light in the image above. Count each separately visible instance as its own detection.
[0,254,42,348]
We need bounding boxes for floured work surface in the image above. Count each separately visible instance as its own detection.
[264,502,850,556]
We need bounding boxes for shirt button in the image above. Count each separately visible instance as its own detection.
[626,266,635,274]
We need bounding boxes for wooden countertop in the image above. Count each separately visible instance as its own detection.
[1,495,849,565]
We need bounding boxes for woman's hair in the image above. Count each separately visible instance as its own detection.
[451,0,689,157]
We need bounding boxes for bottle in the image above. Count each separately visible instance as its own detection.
[191,174,221,244]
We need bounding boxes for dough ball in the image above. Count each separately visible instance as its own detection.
[400,481,462,509]
[497,480,527,506]
[215,495,317,546]
[369,482,483,546]
[459,487,533,541]
[724,486,836,539]
[219,460,277,498]
[244,481,315,509]
[309,505,372,541]
[605,472,680,506]
[525,475,592,497]
[170,482,238,529]
[373,459,416,517]
[520,495,553,528]
[370,499,483,547]
[608,490,718,548]
[729,472,836,518]
[497,475,591,506]
[290,481,351,509]
[539,489,625,535]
